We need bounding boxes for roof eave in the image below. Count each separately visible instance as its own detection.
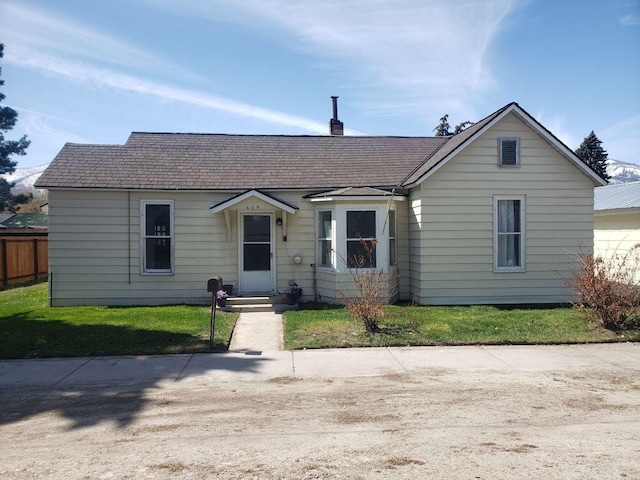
[403,103,608,188]
[210,189,298,214]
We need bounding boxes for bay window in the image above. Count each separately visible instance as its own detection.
[315,204,399,271]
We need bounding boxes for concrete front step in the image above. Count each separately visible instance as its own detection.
[220,296,298,313]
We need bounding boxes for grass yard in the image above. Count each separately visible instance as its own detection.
[283,303,640,350]
[0,283,238,358]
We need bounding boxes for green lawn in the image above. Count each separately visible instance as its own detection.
[283,303,640,350]
[0,283,238,358]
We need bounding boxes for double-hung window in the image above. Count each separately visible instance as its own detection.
[494,196,524,271]
[388,210,397,267]
[499,137,520,167]
[142,201,173,274]
[317,210,333,268]
[346,210,376,268]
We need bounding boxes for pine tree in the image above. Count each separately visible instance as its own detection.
[0,43,31,212]
[575,131,610,181]
[433,114,451,136]
[433,114,474,136]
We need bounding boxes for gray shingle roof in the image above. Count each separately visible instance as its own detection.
[595,181,640,211]
[35,133,448,191]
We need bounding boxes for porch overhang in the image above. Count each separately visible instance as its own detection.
[210,189,298,214]
[210,189,298,242]
[304,186,407,203]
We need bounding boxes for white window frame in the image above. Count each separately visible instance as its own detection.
[498,137,520,167]
[493,195,525,272]
[141,200,174,275]
[387,209,397,267]
[316,209,335,269]
[346,209,378,269]
[315,204,392,273]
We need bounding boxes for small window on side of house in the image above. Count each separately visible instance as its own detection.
[499,138,519,167]
[494,196,525,272]
[142,201,173,274]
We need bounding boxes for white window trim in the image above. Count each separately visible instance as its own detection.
[316,209,335,270]
[141,200,174,275]
[493,195,525,273]
[315,204,392,273]
[345,209,378,269]
[498,137,520,167]
[387,209,397,267]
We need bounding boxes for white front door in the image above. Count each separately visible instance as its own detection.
[240,213,275,294]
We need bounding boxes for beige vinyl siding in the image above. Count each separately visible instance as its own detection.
[48,189,317,306]
[594,212,640,282]
[409,112,596,305]
[315,269,399,304]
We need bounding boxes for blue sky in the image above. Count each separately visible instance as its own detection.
[1,0,639,168]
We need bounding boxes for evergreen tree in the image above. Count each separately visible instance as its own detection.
[433,114,451,136]
[0,43,31,212]
[433,115,474,136]
[453,120,474,134]
[575,131,610,181]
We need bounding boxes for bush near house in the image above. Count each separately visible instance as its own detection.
[284,303,639,350]
[567,247,640,330]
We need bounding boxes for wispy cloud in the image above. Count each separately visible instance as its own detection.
[17,108,89,145]
[534,112,576,150]
[4,46,361,135]
[619,14,640,25]
[0,1,190,78]
[133,0,518,119]
[601,116,640,163]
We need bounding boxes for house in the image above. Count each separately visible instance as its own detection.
[0,213,48,230]
[594,181,640,273]
[35,102,606,307]
[0,213,48,237]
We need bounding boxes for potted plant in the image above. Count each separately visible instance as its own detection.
[216,289,228,307]
[283,285,302,305]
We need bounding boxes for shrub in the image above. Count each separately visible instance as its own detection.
[567,246,640,330]
[337,238,394,334]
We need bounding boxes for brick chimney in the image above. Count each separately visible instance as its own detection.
[329,96,344,135]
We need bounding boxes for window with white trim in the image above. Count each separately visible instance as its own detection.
[494,196,524,271]
[388,209,397,267]
[315,204,397,272]
[142,201,173,274]
[499,137,519,167]
[317,210,333,268]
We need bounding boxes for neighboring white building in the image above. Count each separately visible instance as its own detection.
[594,181,640,280]
[35,102,606,306]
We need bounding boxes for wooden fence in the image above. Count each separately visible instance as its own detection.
[0,237,48,287]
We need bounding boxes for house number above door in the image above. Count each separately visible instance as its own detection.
[246,205,261,210]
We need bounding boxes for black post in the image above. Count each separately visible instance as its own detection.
[210,292,217,351]
[207,277,223,351]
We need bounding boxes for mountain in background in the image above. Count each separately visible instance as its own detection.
[2,164,50,191]
[606,159,640,184]
[2,158,640,191]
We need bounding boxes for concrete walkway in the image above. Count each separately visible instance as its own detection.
[228,311,284,352]
[0,343,638,388]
